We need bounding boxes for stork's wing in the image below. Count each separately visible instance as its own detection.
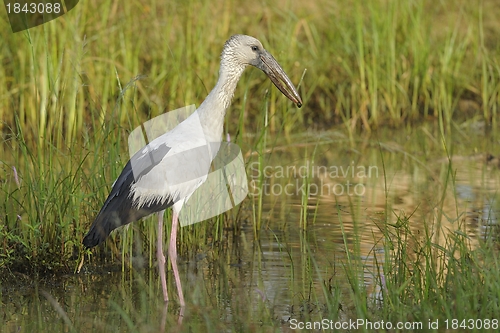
[82,144,174,248]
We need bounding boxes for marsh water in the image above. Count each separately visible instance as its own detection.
[2,125,500,332]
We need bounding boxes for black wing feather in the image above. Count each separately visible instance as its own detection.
[83,144,174,248]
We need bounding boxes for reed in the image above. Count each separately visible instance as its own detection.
[1,0,499,277]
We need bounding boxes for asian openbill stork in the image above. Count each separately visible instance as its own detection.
[83,34,303,306]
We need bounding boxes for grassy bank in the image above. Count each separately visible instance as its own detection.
[1,0,499,138]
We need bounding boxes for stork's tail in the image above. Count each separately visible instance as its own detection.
[83,190,174,248]
[83,155,174,248]
[83,210,124,248]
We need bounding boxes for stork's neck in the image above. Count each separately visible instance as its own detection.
[196,62,247,140]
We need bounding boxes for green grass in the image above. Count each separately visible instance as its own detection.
[1,0,499,137]
[366,212,500,331]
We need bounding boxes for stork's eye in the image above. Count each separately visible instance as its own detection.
[251,45,259,52]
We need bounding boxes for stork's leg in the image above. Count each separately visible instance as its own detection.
[168,211,185,307]
[157,210,168,302]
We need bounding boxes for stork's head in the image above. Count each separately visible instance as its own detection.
[221,35,302,107]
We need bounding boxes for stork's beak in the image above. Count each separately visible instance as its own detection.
[257,50,303,108]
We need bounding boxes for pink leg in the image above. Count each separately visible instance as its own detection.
[157,210,168,302]
[168,211,185,307]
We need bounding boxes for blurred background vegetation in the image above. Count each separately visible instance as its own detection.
[1,0,499,271]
